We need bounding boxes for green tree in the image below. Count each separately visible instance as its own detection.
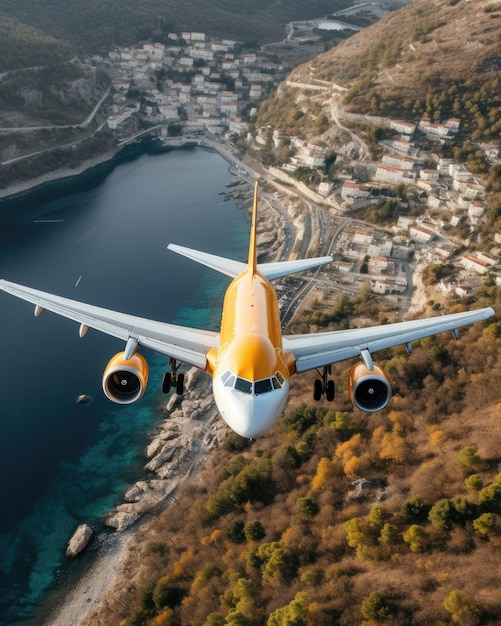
[402,495,429,521]
[244,519,265,541]
[403,524,428,552]
[443,590,481,626]
[267,591,309,626]
[379,523,400,546]
[456,445,481,473]
[296,496,319,517]
[478,475,501,512]
[465,474,483,493]
[428,499,455,531]
[361,591,393,622]
[473,512,496,538]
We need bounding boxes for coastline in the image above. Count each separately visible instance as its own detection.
[0,150,120,204]
[38,531,133,626]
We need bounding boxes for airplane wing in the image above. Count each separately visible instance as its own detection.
[0,279,218,369]
[283,307,495,372]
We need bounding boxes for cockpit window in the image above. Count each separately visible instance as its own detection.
[255,378,273,395]
[235,377,253,395]
[222,371,286,396]
[224,374,236,388]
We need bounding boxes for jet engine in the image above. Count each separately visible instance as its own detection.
[348,362,391,412]
[102,352,149,404]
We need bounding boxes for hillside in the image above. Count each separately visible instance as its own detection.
[251,0,501,227]
[81,284,501,626]
[290,0,501,131]
[0,0,367,65]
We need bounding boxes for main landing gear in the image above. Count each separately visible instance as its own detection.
[162,358,185,396]
[313,365,335,402]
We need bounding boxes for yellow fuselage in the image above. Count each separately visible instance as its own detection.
[210,268,291,381]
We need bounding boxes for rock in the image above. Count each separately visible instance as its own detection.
[66,524,93,557]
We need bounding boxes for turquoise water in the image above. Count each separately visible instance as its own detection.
[0,145,249,625]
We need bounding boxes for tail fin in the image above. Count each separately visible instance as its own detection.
[247,182,259,274]
[168,180,333,280]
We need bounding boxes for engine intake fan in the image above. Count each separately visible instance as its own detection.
[103,352,149,404]
[348,361,391,412]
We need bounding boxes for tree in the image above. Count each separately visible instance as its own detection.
[244,519,265,541]
[152,577,186,610]
[267,591,309,626]
[361,591,393,622]
[402,496,429,521]
[473,513,496,539]
[443,590,481,626]
[428,499,455,531]
[296,496,319,517]
[456,445,481,473]
[403,524,428,553]
[478,475,501,512]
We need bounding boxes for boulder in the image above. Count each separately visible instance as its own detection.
[66,523,93,557]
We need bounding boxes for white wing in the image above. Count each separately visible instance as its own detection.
[284,307,495,372]
[0,279,218,369]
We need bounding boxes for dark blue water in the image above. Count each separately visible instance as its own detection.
[0,146,249,625]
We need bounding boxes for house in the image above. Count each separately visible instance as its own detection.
[369,256,390,272]
[375,164,406,184]
[390,120,416,135]
[461,255,490,275]
[353,228,373,246]
[342,181,370,200]
[409,225,435,243]
[382,153,415,170]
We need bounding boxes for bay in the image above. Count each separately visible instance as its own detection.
[0,145,249,625]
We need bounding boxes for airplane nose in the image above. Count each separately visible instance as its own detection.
[215,385,288,439]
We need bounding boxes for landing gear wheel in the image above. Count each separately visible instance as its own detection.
[176,373,185,396]
[326,379,335,402]
[162,372,172,393]
[313,379,323,401]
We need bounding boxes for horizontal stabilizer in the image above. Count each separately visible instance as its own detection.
[168,244,332,280]
[168,244,245,278]
[259,257,332,280]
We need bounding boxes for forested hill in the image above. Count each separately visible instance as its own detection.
[0,0,362,68]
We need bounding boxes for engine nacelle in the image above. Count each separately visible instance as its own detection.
[348,361,391,412]
[102,352,149,404]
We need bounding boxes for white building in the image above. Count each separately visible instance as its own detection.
[375,164,406,183]
[409,225,435,242]
[390,120,416,135]
[382,153,415,170]
[461,255,490,275]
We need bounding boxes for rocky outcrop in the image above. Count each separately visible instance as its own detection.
[66,524,93,557]
[105,368,227,532]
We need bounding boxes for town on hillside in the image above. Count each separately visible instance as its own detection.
[103,30,500,308]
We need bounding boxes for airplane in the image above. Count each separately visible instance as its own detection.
[0,183,495,438]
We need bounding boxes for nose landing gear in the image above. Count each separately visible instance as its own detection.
[313,365,335,402]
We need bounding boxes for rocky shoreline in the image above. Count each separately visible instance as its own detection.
[44,368,228,626]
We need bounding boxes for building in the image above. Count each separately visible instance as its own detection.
[461,255,491,275]
[382,153,415,170]
[375,164,406,184]
[409,225,435,243]
[390,120,416,135]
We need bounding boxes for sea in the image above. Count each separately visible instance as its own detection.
[0,143,250,625]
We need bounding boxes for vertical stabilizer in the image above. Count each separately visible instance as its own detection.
[247,182,259,274]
